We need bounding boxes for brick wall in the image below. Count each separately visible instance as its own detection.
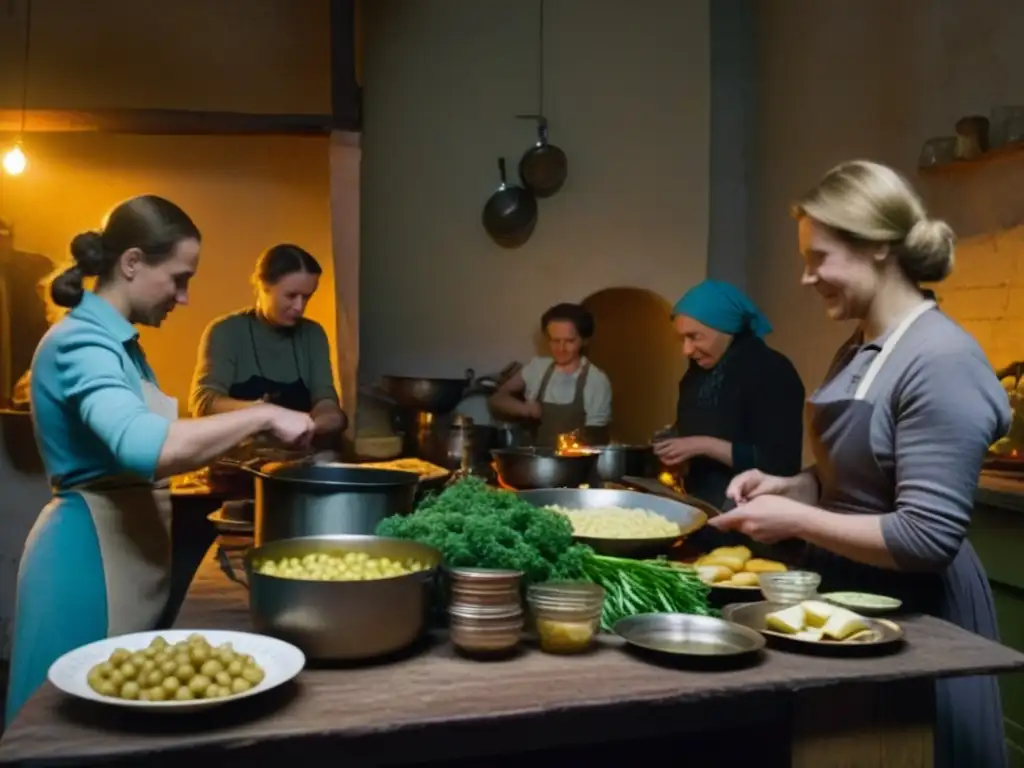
[934,225,1024,370]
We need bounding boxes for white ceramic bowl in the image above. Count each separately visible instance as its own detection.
[48,629,305,713]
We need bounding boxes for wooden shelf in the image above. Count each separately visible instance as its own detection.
[0,109,335,136]
[918,140,1024,176]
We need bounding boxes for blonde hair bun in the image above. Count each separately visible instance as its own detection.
[903,218,955,283]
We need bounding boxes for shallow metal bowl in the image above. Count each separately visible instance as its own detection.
[491,447,598,489]
[515,487,708,558]
[243,534,443,662]
[613,613,766,658]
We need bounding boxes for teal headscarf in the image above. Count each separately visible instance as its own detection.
[671,280,773,338]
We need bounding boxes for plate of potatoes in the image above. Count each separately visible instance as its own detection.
[48,629,305,712]
[695,546,788,591]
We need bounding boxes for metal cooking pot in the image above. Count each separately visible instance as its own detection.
[380,370,474,414]
[491,447,598,489]
[233,535,443,661]
[411,421,498,471]
[482,157,538,248]
[243,462,419,546]
[590,444,659,484]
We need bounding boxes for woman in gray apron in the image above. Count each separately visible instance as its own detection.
[188,244,346,448]
[6,197,315,722]
[488,303,612,446]
[710,161,1010,767]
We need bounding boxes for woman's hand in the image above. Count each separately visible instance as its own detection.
[707,495,807,544]
[262,405,316,449]
[652,436,707,466]
[726,469,798,503]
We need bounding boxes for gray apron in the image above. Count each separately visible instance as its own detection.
[64,380,177,635]
[804,301,1007,768]
[531,361,609,447]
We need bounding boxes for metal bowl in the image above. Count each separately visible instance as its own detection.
[243,534,443,661]
[614,613,766,658]
[491,447,598,489]
[515,487,708,558]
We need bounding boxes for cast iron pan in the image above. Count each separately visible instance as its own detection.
[482,157,538,248]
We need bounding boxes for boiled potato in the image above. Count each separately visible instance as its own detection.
[699,554,747,572]
[87,634,265,702]
[764,601,873,643]
[729,571,759,587]
[255,551,429,581]
[697,565,733,583]
[745,558,787,574]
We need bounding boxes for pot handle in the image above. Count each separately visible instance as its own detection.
[217,545,250,591]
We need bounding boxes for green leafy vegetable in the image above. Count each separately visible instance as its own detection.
[376,476,591,584]
[376,477,711,630]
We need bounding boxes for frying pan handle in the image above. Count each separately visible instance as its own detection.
[516,113,549,143]
[497,157,508,184]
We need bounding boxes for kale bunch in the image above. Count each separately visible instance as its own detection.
[376,476,591,584]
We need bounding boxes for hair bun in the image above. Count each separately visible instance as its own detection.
[901,218,955,283]
[69,231,108,277]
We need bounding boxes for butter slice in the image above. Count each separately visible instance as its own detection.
[821,608,869,641]
[801,600,836,628]
[765,604,806,634]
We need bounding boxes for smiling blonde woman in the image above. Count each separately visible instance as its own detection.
[711,160,1009,768]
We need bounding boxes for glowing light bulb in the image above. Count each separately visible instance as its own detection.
[2,145,27,175]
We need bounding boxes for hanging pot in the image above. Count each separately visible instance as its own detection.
[516,114,567,197]
[482,157,538,248]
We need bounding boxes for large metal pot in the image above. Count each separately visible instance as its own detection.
[590,444,659,483]
[380,371,473,413]
[407,417,498,470]
[491,447,598,489]
[240,535,443,661]
[245,462,419,546]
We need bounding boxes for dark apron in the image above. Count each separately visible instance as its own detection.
[228,314,313,413]
[802,302,1006,768]
[530,361,609,447]
[674,357,745,551]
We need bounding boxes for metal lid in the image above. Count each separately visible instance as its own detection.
[447,567,524,581]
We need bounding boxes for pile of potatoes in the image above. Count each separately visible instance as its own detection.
[695,545,787,588]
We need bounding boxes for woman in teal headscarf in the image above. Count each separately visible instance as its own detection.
[653,280,805,531]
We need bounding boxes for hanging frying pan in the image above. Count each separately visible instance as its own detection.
[516,114,567,198]
[481,157,538,248]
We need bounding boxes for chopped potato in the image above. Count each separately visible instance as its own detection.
[764,602,874,643]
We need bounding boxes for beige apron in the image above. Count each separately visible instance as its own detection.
[69,381,178,635]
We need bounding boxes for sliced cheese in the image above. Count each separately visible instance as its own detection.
[765,604,806,634]
[800,600,836,628]
[821,608,869,641]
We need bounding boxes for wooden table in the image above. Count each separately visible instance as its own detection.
[3,541,1024,767]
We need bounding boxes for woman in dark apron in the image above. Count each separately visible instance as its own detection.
[653,280,805,550]
[189,244,347,447]
[710,160,1009,768]
[489,303,612,446]
[7,197,315,721]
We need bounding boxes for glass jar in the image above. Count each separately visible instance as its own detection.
[527,582,605,655]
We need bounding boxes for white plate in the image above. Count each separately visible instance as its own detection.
[48,629,305,713]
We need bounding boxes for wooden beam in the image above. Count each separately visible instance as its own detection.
[330,0,361,131]
[0,109,334,136]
